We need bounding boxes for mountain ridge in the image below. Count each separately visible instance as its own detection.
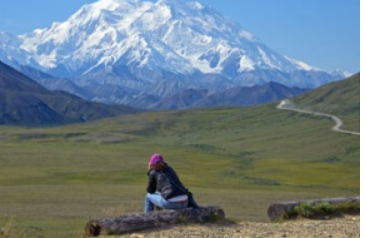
[0,60,141,125]
[148,82,310,110]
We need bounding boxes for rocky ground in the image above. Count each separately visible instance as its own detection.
[101,215,360,238]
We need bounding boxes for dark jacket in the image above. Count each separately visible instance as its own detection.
[146,163,187,200]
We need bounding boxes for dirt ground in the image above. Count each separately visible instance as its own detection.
[101,214,360,238]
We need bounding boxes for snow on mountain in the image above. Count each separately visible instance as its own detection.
[2,0,322,76]
[0,0,347,106]
[15,0,156,76]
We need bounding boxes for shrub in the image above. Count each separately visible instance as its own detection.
[293,201,358,218]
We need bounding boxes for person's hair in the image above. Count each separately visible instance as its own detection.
[153,162,166,171]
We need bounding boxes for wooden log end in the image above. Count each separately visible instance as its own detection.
[85,221,102,237]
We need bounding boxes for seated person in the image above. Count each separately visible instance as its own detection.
[144,154,190,212]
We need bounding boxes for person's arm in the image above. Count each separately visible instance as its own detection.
[146,170,157,194]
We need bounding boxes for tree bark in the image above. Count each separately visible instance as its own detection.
[267,197,360,221]
[85,206,225,237]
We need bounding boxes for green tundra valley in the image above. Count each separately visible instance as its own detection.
[0,74,360,237]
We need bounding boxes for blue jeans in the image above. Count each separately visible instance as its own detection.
[144,193,187,213]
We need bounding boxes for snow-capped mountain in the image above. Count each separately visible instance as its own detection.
[0,0,347,106]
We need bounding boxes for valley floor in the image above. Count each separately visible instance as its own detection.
[99,215,360,238]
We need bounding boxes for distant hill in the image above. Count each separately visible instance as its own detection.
[291,72,360,131]
[192,82,309,108]
[0,60,140,126]
[149,89,209,110]
[292,73,360,115]
[149,82,309,109]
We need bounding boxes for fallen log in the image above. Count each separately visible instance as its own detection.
[85,206,225,237]
[267,197,360,221]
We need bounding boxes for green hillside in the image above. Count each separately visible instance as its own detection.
[0,74,359,237]
[292,73,360,132]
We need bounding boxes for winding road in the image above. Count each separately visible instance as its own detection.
[277,100,360,136]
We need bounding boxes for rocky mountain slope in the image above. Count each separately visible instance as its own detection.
[0,60,140,125]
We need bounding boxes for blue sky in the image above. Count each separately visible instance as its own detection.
[0,0,360,73]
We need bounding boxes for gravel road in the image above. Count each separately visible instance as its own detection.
[276,100,360,136]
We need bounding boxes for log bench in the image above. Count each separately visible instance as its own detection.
[267,197,360,221]
[85,206,225,237]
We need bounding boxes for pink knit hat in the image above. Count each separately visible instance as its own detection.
[149,154,164,165]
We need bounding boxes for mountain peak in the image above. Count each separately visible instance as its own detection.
[187,1,205,10]
[0,0,346,91]
[89,0,147,9]
[156,0,181,5]
[78,0,153,18]
[89,0,121,11]
[156,0,204,9]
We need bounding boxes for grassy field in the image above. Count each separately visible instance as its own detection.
[0,96,359,237]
